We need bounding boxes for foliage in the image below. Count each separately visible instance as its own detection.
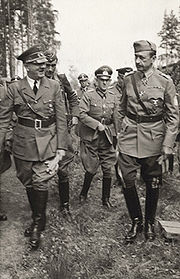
[158,10,180,60]
[0,0,60,77]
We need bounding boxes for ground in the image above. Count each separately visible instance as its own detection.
[0,154,180,279]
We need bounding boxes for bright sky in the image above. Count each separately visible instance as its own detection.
[52,0,179,81]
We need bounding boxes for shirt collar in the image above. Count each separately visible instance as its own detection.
[26,76,40,89]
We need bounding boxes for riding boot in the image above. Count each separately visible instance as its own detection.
[102,177,113,208]
[58,180,71,220]
[79,172,94,204]
[30,190,48,249]
[123,182,143,242]
[168,154,174,174]
[24,188,36,237]
[145,177,160,240]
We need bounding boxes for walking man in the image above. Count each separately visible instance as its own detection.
[118,40,179,242]
[44,50,79,217]
[79,66,119,208]
[0,45,68,249]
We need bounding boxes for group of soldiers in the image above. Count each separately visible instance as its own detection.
[0,39,179,249]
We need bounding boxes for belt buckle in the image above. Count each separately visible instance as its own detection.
[35,119,42,129]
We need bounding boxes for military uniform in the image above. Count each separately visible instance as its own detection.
[77,73,90,101]
[79,66,119,207]
[44,50,79,217]
[118,40,179,242]
[0,45,68,248]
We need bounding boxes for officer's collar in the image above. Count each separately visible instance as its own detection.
[96,87,107,98]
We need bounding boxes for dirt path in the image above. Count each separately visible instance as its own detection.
[0,165,28,278]
[0,157,180,279]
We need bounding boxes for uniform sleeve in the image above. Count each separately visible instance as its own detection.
[163,79,179,148]
[118,80,127,129]
[54,83,68,150]
[112,94,121,134]
[79,93,100,130]
[0,86,13,151]
[61,74,79,117]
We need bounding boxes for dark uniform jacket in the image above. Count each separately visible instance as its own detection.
[109,82,123,104]
[54,73,79,118]
[79,87,119,143]
[0,76,68,162]
[118,68,179,158]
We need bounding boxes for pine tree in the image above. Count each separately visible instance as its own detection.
[0,0,60,77]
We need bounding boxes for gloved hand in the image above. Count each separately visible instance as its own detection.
[45,149,65,175]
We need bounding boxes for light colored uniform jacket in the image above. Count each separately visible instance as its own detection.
[0,76,68,161]
[79,87,119,143]
[118,69,179,158]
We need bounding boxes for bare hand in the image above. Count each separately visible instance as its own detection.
[157,155,169,174]
[72,116,78,126]
[45,150,65,174]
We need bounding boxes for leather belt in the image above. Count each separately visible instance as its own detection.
[18,117,55,129]
[126,111,163,123]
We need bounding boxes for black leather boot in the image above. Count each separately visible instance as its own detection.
[24,188,36,237]
[79,172,94,204]
[145,178,160,241]
[58,180,71,219]
[30,190,48,249]
[102,177,113,208]
[123,183,143,243]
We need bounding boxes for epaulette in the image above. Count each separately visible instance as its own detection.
[125,70,134,77]
[87,88,94,93]
[159,72,171,80]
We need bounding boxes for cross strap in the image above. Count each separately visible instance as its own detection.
[131,74,150,115]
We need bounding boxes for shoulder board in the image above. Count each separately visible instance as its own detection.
[158,72,171,80]
[125,71,134,77]
[108,90,115,95]
[87,88,94,93]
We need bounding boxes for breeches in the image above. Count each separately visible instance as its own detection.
[118,152,162,184]
[58,132,74,182]
[14,157,56,191]
[80,132,116,177]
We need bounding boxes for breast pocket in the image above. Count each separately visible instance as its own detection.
[43,99,55,116]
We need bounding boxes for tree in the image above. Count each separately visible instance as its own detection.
[158,10,180,66]
[0,0,60,77]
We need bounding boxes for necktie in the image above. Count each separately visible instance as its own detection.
[33,80,38,94]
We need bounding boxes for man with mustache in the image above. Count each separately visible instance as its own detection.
[118,40,179,242]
